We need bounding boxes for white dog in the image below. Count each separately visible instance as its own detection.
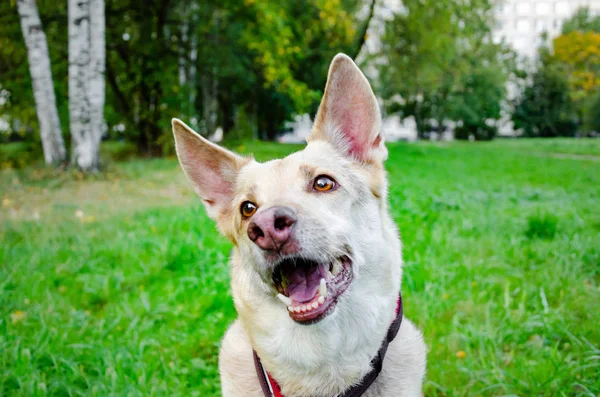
[172,54,426,397]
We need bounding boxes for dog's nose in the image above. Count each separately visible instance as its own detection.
[247,206,297,250]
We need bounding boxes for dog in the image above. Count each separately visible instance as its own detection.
[172,54,426,397]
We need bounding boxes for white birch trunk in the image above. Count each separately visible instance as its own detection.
[17,0,66,165]
[89,0,105,161]
[68,0,105,171]
[201,10,219,136]
[178,20,188,86]
[201,74,219,136]
[188,1,198,117]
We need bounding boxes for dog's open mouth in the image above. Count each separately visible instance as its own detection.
[272,255,353,323]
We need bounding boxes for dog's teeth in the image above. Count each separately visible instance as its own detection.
[331,259,342,276]
[319,278,327,298]
[277,293,293,307]
[318,296,325,304]
[288,306,294,312]
[301,305,307,312]
[312,301,319,309]
[294,307,301,313]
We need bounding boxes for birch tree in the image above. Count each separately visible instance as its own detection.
[16,0,66,165]
[68,0,105,171]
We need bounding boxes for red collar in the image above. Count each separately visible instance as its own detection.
[253,294,403,397]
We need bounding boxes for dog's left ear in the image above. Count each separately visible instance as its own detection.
[309,53,386,163]
[172,118,248,220]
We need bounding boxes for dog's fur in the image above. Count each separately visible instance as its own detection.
[172,54,426,397]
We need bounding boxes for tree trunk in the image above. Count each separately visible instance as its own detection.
[178,19,188,87]
[188,1,198,119]
[201,73,219,136]
[89,0,106,160]
[68,0,105,172]
[201,9,219,137]
[16,0,66,165]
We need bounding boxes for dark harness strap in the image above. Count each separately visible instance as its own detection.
[253,294,403,397]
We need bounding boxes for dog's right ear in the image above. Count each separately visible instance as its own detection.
[172,119,247,220]
[309,53,386,163]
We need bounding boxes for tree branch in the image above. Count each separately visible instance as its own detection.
[349,0,376,60]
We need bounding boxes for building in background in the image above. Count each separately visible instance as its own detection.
[493,0,600,59]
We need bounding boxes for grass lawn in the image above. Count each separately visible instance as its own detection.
[1,139,599,396]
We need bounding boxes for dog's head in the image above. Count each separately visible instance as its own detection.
[173,54,400,326]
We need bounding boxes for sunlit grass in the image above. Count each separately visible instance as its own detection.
[1,139,599,396]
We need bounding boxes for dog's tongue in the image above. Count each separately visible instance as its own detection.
[284,263,327,303]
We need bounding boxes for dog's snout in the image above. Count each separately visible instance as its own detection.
[247,206,297,251]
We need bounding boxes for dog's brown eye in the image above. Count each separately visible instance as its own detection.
[241,201,258,218]
[313,175,336,192]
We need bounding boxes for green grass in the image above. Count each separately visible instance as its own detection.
[1,139,599,396]
[492,137,600,157]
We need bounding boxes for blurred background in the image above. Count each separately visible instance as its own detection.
[1,0,599,396]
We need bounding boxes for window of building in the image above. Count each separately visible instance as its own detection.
[516,2,531,14]
[536,2,551,15]
[555,1,570,15]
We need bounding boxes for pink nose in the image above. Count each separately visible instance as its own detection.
[247,206,297,251]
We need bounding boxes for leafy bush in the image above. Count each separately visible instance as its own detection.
[454,123,497,141]
[100,141,139,162]
[0,142,42,169]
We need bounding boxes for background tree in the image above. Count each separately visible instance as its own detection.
[553,32,600,100]
[584,91,600,134]
[3,0,370,160]
[561,7,600,34]
[0,1,69,143]
[549,7,600,136]
[100,0,367,154]
[512,63,577,137]
[451,59,507,141]
[68,0,105,171]
[15,0,66,165]
[377,0,512,140]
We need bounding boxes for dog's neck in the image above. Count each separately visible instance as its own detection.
[232,250,401,397]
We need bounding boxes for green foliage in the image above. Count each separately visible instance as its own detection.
[2,140,600,395]
[1,0,366,154]
[378,0,513,139]
[538,6,600,137]
[512,64,578,137]
[561,7,600,34]
[0,1,69,138]
[0,142,42,169]
[100,141,138,162]
[584,91,600,133]
[450,61,506,140]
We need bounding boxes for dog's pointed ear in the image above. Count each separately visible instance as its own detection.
[309,53,386,163]
[172,119,247,220]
